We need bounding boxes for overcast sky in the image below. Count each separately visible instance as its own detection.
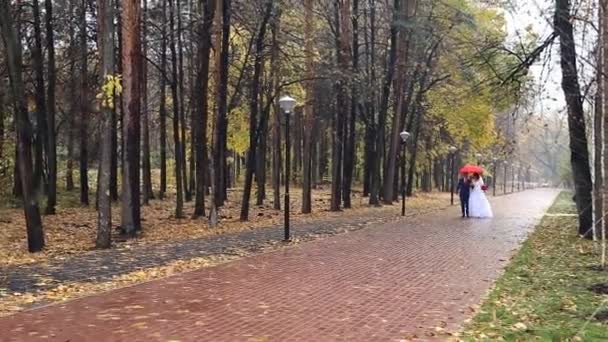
[503,0,565,116]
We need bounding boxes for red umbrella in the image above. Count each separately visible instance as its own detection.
[459,164,484,175]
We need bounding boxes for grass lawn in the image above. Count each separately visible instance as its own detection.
[460,192,608,341]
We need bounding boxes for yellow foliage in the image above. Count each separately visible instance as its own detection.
[96,74,123,109]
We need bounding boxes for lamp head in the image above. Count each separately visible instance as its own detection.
[279,95,297,114]
[399,131,410,143]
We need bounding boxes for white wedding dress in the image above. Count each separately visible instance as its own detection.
[468,178,493,218]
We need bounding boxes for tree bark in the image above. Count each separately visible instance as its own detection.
[44,0,57,214]
[32,0,48,194]
[602,0,608,254]
[192,0,216,218]
[79,0,89,206]
[301,0,315,213]
[240,0,273,221]
[121,0,142,235]
[383,0,413,204]
[177,0,191,203]
[555,0,593,237]
[0,83,3,161]
[141,0,154,204]
[96,0,114,249]
[0,0,45,252]
[212,0,232,208]
[362,0,376,199]
[594,9,603,240]
[159,0,168,200]
[271,12,282,211]
[330,0,347,212]
[110,0,121,202]
[66,0,77,192]
[169,0,184,218]
[255,98,269,206]
[370,0,399,205]
[342,0,358,209]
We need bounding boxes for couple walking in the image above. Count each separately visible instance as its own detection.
[457,173,493,218]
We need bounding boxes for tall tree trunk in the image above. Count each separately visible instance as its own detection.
[255,100,269,206]
[272,102,281,210]
[213,0,232,208]
[0,0,45,252]
[301,0,314,213]
[79,0,89,206]
[370,0,399,205]
[44,0,57,214]
[362,124,373,197]
[555,0,593,237]
[32,0,47,194]
[330,0,347,212]
[210,0,222,217]
[293,107,303,182]
[240,0,273,221]
[66,0,77,192]
[121,0,142,235]
[192,0,215,218]
[110,0,121,202]
[362,0,376,199]
[594,10,603,240]
[177,0,191,202]
[159,0,168,199]
[406,105,423,196]
[383,0,413,204]
[110,101,118,201]
[96,0,114,249]
[0,83,4,161]
[343,0,358,208]
[602,0,608,259]
[187,0,196,200]
[270,10,281,211]
[169,0,184,217]
[141,0,154,204]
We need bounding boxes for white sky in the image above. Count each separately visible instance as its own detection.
[502,0,566,116]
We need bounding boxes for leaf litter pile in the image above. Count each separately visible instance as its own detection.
[0,188,450,316]
[457,192,608,341]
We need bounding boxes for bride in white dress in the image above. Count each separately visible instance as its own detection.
[468,173,493,218]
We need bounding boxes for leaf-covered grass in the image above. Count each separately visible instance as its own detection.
[461,192,608,341]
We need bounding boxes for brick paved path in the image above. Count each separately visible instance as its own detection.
[0,189,558,342]
[3,204,440,298]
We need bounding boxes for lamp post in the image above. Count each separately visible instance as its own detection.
[449,146,458,205]
[492,158,498,196]
[400,131,410,216]
[279,95,297,241]
[476,153,482,165]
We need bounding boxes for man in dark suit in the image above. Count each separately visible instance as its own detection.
[456,174,471,218]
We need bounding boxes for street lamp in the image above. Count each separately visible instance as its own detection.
[476,153,482,165]
[279,95,297,241]
[449,146,458,205]
[492,158,498,196]
[400,131,410,216]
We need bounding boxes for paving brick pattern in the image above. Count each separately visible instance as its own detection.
[2,206,432,297]
[0,189,559,342]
